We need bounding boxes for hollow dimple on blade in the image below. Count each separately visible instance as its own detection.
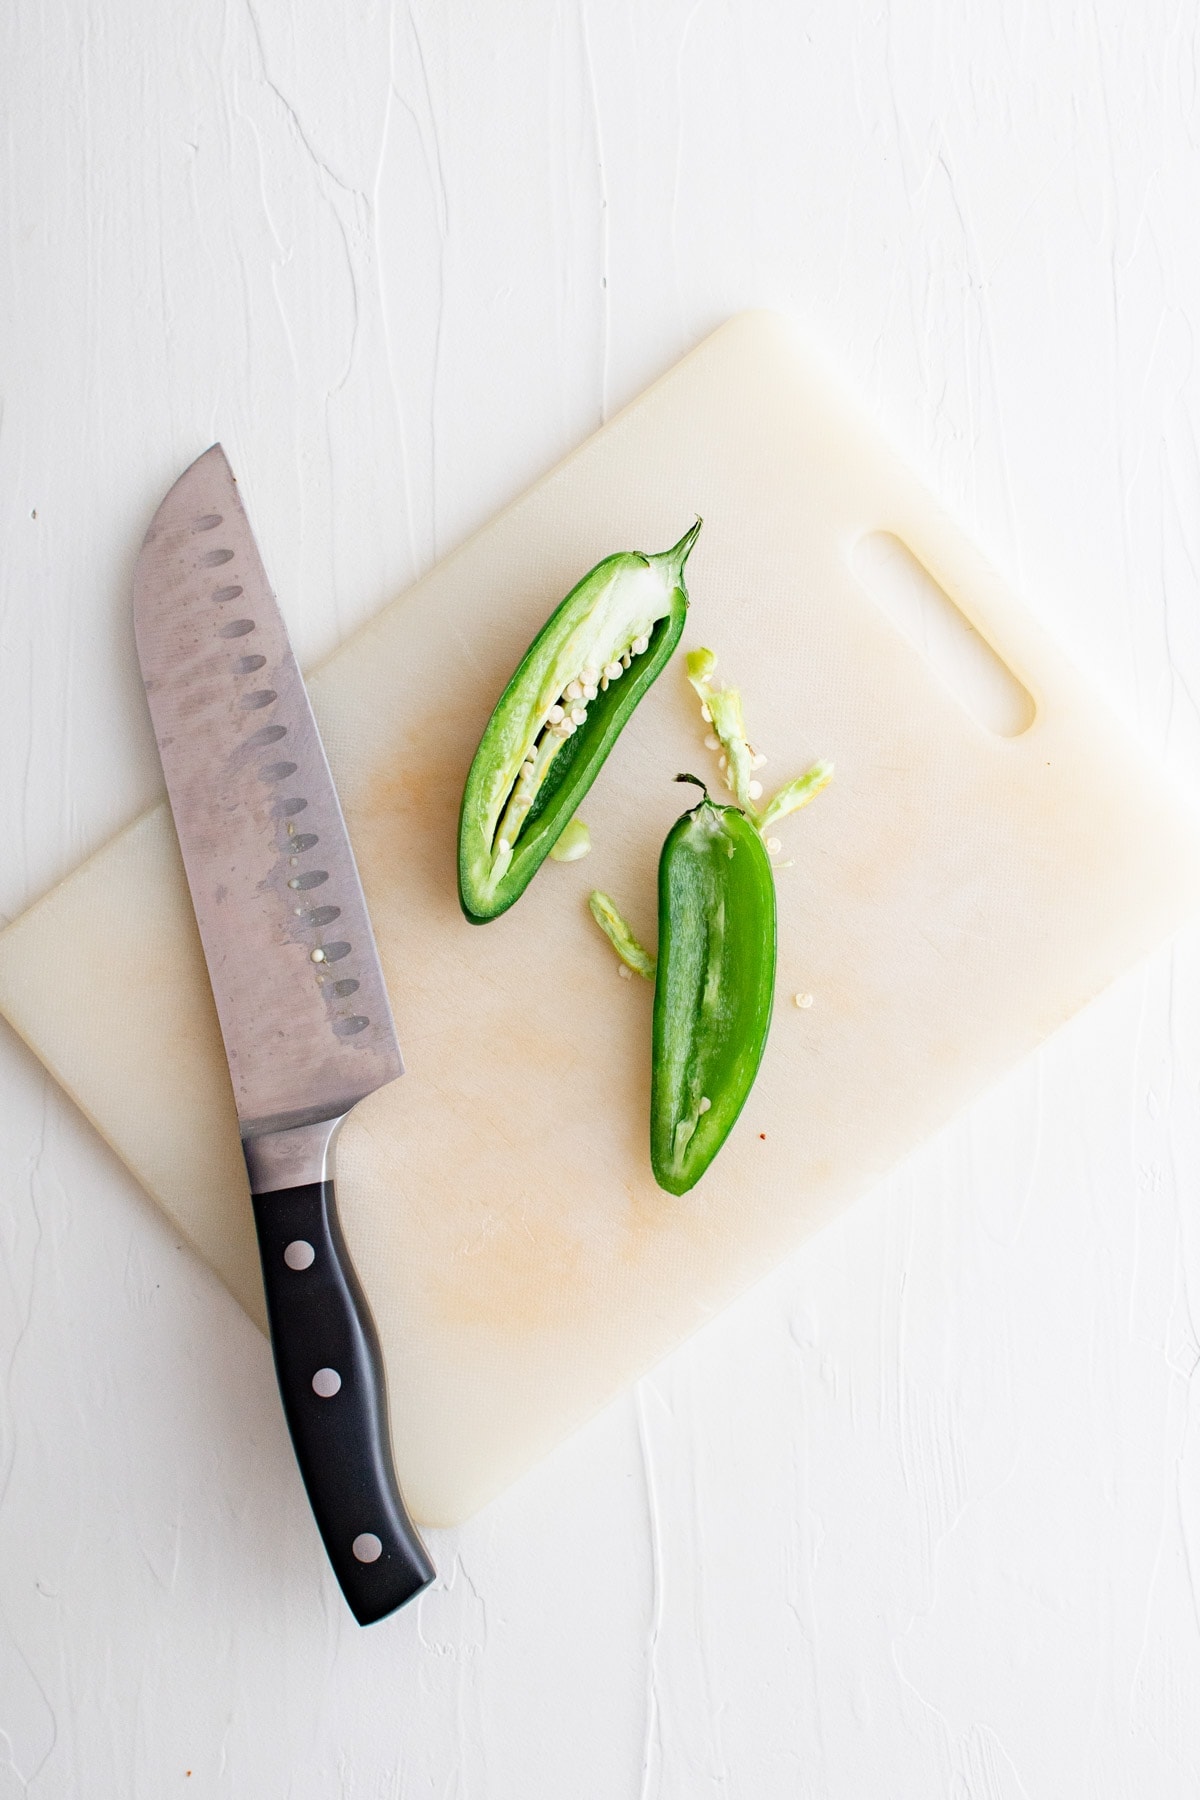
[133,446,402,1136]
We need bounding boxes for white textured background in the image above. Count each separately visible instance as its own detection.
[4,2,1200,1795]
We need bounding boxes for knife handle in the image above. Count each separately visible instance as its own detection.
[251,1180,435,1625]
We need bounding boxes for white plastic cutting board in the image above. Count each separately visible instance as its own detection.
[3,313,1199,1527]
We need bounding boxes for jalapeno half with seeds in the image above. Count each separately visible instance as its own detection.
[458,522,701,922]
[651,775,776,1195]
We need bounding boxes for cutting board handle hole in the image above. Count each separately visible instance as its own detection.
[851,532,1035,738]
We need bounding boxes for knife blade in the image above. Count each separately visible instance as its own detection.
[134,445,434,1625]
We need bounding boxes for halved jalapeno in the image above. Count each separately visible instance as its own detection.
[458,522,701,922]
[651,776,777,1195]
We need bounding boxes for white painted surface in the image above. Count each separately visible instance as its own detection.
[4,1,1200,1794]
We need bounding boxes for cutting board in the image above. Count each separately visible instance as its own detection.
[3,312,1199,1528]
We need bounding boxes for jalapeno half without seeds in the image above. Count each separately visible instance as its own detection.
[458,522,701,922]
[651,775,776,1195]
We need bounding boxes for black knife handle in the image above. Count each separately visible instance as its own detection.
[251,1180,435,1624]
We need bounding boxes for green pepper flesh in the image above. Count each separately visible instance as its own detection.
[651,785,776,1194]
[458,522,700,922]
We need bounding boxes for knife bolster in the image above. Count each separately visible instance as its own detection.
[243,1115,346,1194]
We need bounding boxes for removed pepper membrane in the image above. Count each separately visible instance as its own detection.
[651,776,776,1195]
[458,522,701,922]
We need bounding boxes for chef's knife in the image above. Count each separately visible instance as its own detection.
[133,446,434,1625]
